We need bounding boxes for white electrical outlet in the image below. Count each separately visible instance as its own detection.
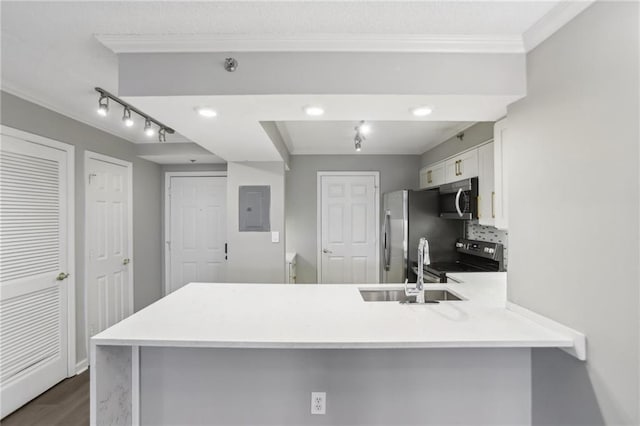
[311,392,326,415]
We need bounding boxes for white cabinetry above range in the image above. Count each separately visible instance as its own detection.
[477,142,495,226]
[419,146,480,190]
[419,119,509,230]
[444,149,478,182]
[492,119,508,230]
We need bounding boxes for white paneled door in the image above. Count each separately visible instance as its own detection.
[167,175,227,294]
[86,153,132,339]
[0,131,73,418]
[318,173,379,284]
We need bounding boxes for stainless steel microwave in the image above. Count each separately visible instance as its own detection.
[439,178,478,220]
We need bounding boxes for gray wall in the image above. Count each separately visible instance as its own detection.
[120,52,526,98]
[286,155,421,283]
[420,121,494,166]
[506,2,639,425]
[0,91,163,366]
[141,347,531,426]
[227,161,286,283]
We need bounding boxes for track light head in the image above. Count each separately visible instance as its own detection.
[122,107,134,127]
[158,127,167,143]
[97,95,109,116]
[144,119,155,137]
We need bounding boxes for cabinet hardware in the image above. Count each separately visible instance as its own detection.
[122,258,131,265]
[56,272,70,281]
[322,248,333,254]
[491,191,496,218]
[427,170,432,184]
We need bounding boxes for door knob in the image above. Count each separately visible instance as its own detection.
[123,258,131,265]
[56,272,70,281]
[322,249,333,254]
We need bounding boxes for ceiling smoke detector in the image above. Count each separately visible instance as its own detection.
[224,57,238,72]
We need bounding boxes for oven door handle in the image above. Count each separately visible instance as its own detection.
[455,188,464,217]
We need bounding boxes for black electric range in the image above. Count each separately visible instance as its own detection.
[422,239,504,283]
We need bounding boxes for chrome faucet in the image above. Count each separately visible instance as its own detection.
[404,238,428,304]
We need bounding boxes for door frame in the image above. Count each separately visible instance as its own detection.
[0,125,76,377]
[84,151,133,355]
[163,171,227,295]
[316,171,380,284]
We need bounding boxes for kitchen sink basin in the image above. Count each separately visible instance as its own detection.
[359,289,462,303]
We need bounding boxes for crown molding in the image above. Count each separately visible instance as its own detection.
[523,0,596,52]
[95,33,525,54]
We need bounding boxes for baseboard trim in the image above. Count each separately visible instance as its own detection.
[75,358,88,375]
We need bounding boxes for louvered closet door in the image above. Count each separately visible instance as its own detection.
[0,135,70,418]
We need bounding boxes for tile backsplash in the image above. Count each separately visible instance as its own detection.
[465,221,509,270]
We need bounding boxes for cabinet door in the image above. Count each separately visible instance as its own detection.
[429,162,445,187]
[457,149,479,180]
[477,143,495,226]
[494,119,509,230]
[419,162,445,189]
[419,167,429,189]
[444,158,459,182]
[445,149,479,183]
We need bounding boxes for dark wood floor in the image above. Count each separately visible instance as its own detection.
[2,370,89,426]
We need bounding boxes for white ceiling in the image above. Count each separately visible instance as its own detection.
[126,94,516,161]
[278,120,473,155]
[1,1,589,162]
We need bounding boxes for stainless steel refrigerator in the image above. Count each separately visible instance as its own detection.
[382,189,463,283]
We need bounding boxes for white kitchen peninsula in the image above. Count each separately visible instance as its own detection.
[91,280,585,425]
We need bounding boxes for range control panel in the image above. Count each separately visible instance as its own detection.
[455,239,503,261]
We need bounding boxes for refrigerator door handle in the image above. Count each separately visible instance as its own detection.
[383,210,391,271]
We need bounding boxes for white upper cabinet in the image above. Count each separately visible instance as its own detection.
[419,161,445,189]
[493,119,509,230]
[477,142,495,226]
[444,149,478,182]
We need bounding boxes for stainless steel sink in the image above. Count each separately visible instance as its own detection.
[359,289,462,303]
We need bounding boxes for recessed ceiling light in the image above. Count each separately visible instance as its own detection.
[196,107,217,118]
[304,106,324,116]
[411,106,433,117]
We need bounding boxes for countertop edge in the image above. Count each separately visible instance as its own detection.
[91,338,574,350]
[506,301,586,361]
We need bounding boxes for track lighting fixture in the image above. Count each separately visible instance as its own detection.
[97,95,109,116]
[353,120,368,152]
[144,119,155,137]
[122,107,134,127]
[94,87,175,141]
[158,127,167,143]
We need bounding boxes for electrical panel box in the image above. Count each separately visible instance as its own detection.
[239,185,271,232]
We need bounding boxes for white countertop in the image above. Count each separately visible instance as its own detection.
[92,273,580,354]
